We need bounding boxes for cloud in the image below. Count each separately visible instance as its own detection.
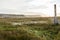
[57,0,60,4]
[0,0,50,9]
[0,0,60,16]
[24,0,33,2]
[29,5,48,9]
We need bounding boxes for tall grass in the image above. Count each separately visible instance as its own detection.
[0,17,60,40]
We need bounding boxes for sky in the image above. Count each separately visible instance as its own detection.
[0,0,60,16]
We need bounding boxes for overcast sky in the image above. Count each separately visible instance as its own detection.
[0,0,60,16]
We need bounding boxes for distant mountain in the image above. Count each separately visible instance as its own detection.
[0,12,58,18]
[0,13,50,18]
[0,14,41,18]
[0,14,25,18]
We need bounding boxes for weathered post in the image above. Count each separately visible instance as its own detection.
[54,4,58,25]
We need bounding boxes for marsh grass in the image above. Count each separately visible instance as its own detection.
[0,17,60,40]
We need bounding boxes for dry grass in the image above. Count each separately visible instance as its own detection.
[0,17,60,40]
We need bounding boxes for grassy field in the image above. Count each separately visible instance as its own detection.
[0,17,60,40]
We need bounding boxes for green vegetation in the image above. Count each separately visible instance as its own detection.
[0,17,60,40]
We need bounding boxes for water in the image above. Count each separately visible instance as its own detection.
[11,21,48,25]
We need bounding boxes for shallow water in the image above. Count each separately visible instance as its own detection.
[11,21,48,25]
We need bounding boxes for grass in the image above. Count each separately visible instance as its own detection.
[0,17,60,40]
